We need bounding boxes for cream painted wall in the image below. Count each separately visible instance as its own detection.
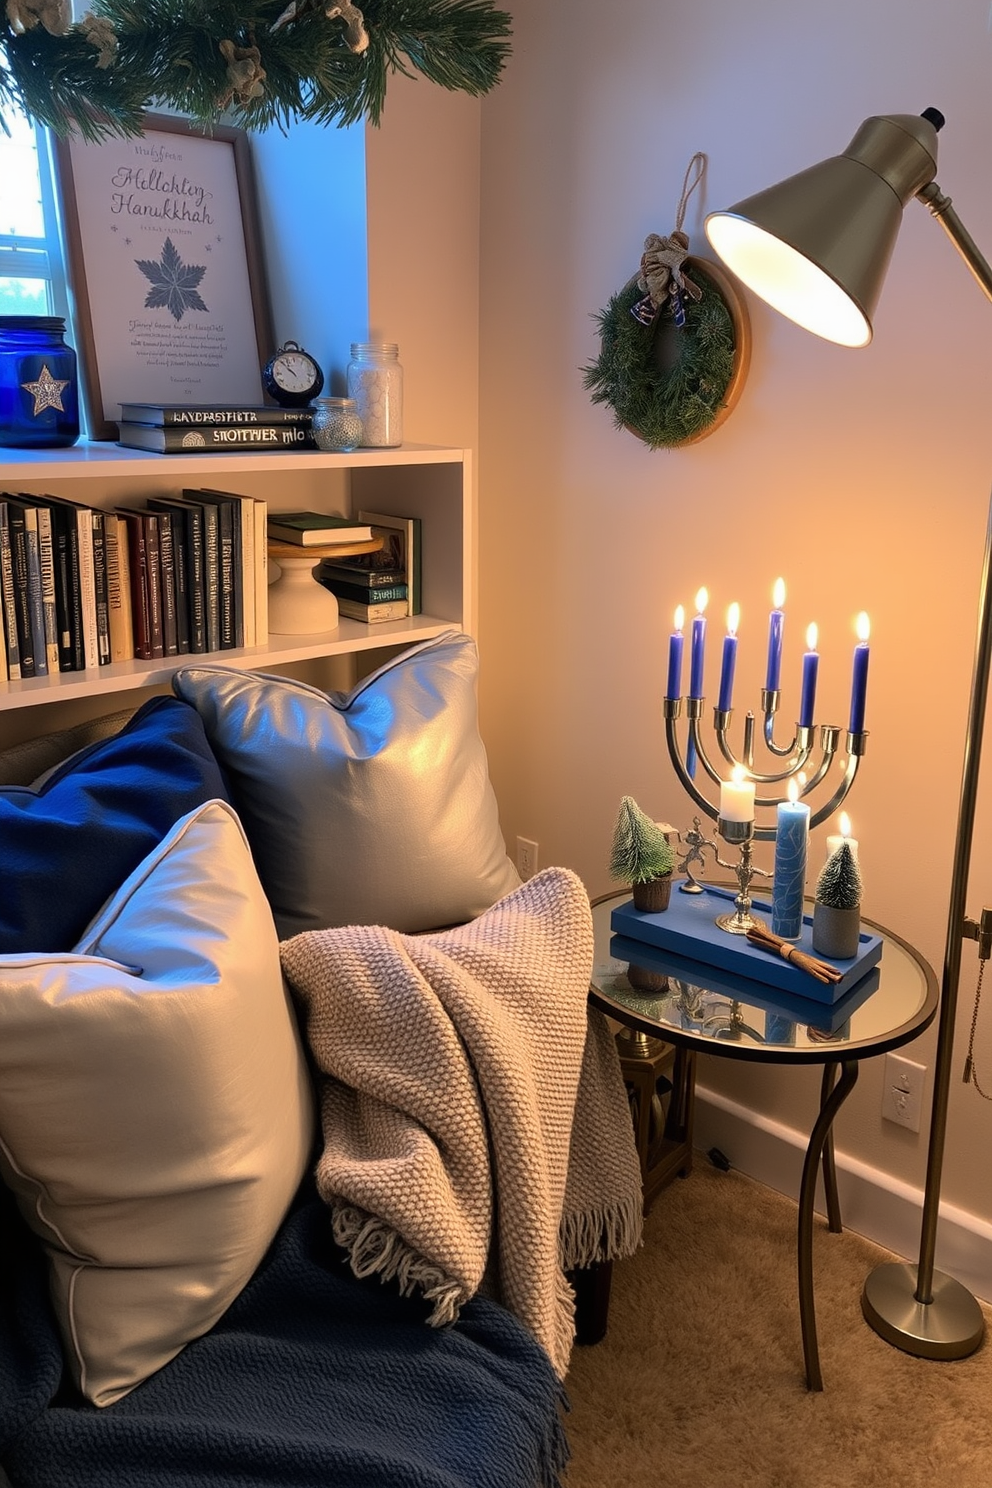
[476,0,992,1222]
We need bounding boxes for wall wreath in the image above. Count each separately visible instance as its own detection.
[583,154,751,451]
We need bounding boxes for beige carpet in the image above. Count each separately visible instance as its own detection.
[563,1163,992,1488]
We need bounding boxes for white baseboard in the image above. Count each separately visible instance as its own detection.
[694,1082,992,1305]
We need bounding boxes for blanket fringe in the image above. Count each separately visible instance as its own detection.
[332,1204,468,1327]
[559,1194,644,1273]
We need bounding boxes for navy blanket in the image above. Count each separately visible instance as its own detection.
[0,1182,568,1488]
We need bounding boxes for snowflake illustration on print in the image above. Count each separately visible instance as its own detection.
[135,238,209,322]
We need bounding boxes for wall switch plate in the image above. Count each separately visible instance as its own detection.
[881,1052,927,1132]
[516,836,538,880]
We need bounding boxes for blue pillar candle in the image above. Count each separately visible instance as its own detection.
[764,577,786,691]
[666,604,685,699]
[771,780,810,940]
[799,622,819,728]
[849,611,870,733]
[717,601,740,711]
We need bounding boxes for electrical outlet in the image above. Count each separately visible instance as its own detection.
[516,837,539,880]
[881,1053,927,1132]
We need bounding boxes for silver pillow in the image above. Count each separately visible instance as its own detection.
[173,631,520,938]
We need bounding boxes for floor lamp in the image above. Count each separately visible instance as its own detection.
[703,107,990,1360]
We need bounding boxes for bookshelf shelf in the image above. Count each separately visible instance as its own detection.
[0,442,472,716]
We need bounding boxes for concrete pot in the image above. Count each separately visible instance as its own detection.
[811,901,861,959]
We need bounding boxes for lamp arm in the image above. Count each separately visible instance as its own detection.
[917,182,992,306]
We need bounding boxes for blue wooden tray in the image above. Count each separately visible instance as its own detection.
[610,881,882,1004]
[608,932,881,1036]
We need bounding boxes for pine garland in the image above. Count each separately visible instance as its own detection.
[1,0,512,140]
[583,268,737,451]
[815,841,862,911]
[608,796,675,886]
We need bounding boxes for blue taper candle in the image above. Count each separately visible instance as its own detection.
[765,577,786,691]
[849,612,870,733]
[666,604,685,700]
[717,602,740,711]
[686,588,707,778]
[799,622,819,728]
[771,781,810,940]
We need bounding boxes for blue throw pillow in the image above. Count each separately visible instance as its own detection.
[0,696,229,955]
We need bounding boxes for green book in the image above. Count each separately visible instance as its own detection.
[266,511,372,546]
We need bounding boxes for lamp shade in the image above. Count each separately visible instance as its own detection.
[704,112,942,346]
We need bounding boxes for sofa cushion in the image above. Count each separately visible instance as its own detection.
[172,630,520,939]
[0,696,229,955]
[0,799,315,1408]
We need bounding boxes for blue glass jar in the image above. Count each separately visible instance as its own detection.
[0,316,80,449]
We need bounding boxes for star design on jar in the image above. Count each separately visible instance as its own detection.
[21,364,71,416]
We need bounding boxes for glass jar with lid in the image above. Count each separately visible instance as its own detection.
[311,396,364,453]
[0,316,80,448]
[346,342,403,447]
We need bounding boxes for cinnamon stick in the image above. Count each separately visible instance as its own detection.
[745,925,844,984]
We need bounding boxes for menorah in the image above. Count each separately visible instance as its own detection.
[663,583,870,937]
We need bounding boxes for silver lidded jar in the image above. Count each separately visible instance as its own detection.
[311,396,363,453]
[346,342,403,447]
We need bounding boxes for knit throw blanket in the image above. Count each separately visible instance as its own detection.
[280,867,642,1379]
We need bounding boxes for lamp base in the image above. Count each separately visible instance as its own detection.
[861,1261,985,1360]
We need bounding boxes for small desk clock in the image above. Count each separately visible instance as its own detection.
[262,340,325,407]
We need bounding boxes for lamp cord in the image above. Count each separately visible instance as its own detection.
[963,958,991,1099]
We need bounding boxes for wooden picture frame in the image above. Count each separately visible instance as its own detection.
[53,114,274,440]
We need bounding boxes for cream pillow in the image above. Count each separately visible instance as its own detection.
[0,799,315,1408]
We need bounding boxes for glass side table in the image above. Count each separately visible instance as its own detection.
[589,890,939,1390]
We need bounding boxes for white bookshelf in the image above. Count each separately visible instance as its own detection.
[0,440,472,713]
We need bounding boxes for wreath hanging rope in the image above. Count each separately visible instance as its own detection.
[583,153,750,451]
[1,0,512,140]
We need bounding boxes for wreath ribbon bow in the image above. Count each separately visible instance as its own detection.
[631,231,703,326]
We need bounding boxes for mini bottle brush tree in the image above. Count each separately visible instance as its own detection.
[1,0,512,140]
[815,841,862,911]
[609,795,675,913]
[812,840,863,959]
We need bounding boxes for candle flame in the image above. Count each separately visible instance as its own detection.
[772,577,786,609]
[727,601,740,635]
[787,778,800,803]
[856,611,870,643]
[731,763,747,784]
[695,587,708,614]
[674,604,685,631]
[839,811,852,838]
[806,621,818,651]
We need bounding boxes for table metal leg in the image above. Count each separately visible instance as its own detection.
[819,1063,844,1234]
[798,1058,859,1390]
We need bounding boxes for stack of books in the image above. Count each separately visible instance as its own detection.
[316,509,422,623]
[116,403,318,454]
[0,486,268,678]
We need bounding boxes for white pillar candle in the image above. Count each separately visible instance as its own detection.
[825,811,859,862]
[720,764,755,821]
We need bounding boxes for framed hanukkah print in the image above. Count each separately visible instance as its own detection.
[54,114,274,439]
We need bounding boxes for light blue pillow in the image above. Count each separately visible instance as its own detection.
[0,697,229,954]
[173,631,520,938]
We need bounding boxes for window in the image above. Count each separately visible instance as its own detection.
[0,105,70,319]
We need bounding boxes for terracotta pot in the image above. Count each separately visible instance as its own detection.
[632,875,673,914]
[811,901,861,959]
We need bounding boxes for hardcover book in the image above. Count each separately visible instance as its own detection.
[117,422,317,453]
[267,511,373,546]
[335,596,410,623]
[358,509,422,615]
[119,403,316,427]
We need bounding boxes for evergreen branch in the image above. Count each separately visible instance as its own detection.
[1,0,512,137]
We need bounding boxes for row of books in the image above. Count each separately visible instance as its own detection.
[116,403,317,455]
[0,487,268,680]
